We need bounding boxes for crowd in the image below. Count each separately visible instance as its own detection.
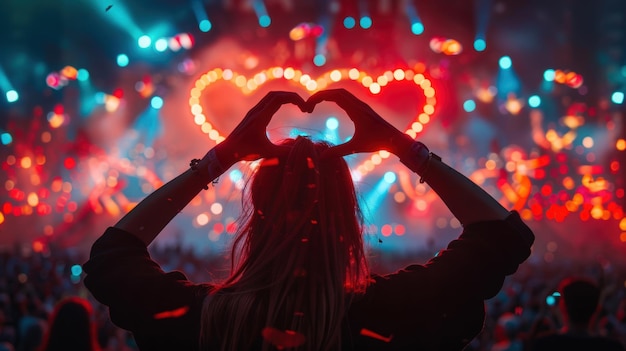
[1,241,624,350]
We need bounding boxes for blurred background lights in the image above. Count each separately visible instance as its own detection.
[343,16,356,29]
[383,171,396,184]
[1,132,12,145]
[6,90,18,102]
[463,99,476,112]
[76,69,89,81]
[528,95,541,108]
[313,54,326,67]
[612,91,624,104]
[499,56,512,69]
[150,96,163,109]
[116,54,129,67]
[359,16,372,29]
[199,19,212,32]
[411,22,424,35]
[137,35,151,48]
[229,169,243,183]
[474,38,486,51]
[155,38,168,52]
[544,69,556,81]
[259,15,271,27]
[326,117,339,130]
[71,264,83,276]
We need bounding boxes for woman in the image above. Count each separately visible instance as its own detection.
[38,297,100,351]
[83,89,535,350]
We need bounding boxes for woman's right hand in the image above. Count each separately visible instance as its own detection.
[305,88,415,158]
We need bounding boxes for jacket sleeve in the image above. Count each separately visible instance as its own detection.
[82,227,212,349]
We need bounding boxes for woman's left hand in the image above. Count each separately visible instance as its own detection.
[215,91,307,167]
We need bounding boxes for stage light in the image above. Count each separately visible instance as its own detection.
[138,35,151,48]
[463,99,476,112]
[259,15,271,27]
[359,16,372,29]
[155,38,168,52]
[313,54,326,67]
[6,90,18,103]
[411,22,424,35]
[528,95,541,108]
[116,54,129,67]
[326,117,339,130]
[199,19,212,32]
[473,38,486,51]
[1,132,12,145]
[384,172,396,184]
[229,169,243,183]
[543,69,555,81]
[499,56,512,69]
[612,91,624,104]
[71,264,82,276]
[343,16,356,29]
[77,69,89,81]
[151,96,163,109]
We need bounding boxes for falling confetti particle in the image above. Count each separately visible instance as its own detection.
[105,5,113,11]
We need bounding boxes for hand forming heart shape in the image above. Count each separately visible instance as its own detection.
[189,67,436,177]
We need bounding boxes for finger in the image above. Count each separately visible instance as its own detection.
[258,92,307,125]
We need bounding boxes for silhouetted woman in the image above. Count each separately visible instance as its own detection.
[84,89,535,350]
[38,297,100,351]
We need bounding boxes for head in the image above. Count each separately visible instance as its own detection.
[39,297,99,351]
[558,277,600,327]
[202,136,369,350]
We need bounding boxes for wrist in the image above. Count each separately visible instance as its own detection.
[190,148,227,189]
[398,141,442,183]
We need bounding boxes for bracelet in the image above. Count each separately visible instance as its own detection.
[398,141,441,183]
[418,152,442,184]
[190,149,226,190]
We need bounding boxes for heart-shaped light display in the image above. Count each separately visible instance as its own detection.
[189,67,436,178]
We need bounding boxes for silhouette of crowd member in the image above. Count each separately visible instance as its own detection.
[38,297,101,351]
[83,89,535,350]
[529,277,624,351]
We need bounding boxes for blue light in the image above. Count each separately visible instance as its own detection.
[77,69,89,81]
[1,133,12,145]
[259,15,271,27]
[343,16,356,29]
[528,95,541,108]
[313,54,326,67]
[326,117,339,130]
[612,91,624,104]
[498,56,512,69]
[359,16,372,29]
[473,39,486,51]
[138,35,151,48]
[543,69,555,81]
[6,90,18,103]
[463,99,476,112]
[411,22,424,35]
[546,295,556,306]
[155,38,168,52]
[383,172,396,184]
[229,169,243,183]
[71,264,83,276]
[116,54,129,67]
[199,19,212,32]
[151,96,164,109]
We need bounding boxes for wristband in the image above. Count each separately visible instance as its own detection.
[189,148,226,190]
[398,141,441,183]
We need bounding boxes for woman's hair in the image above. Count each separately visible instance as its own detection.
[201,136,370,350]
[38,297,100,351]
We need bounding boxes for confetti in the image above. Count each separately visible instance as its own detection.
[153,306,189,319]
[360,328,393,343]
[105,5,113,11]
[261,327,306,349]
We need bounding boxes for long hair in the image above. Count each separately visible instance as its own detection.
[201,137,370,350]
[38,297,100,351]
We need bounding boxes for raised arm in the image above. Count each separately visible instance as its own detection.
[114,92,306,245]
[306,89,508,225]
